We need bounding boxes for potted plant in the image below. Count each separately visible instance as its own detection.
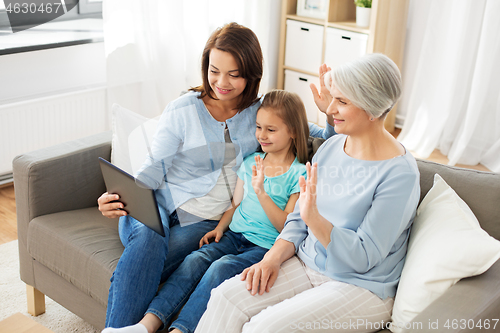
[354,0,372,27]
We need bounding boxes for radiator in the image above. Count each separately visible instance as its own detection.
[0,87,108,176]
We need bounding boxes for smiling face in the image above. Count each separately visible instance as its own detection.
[207,48,247,104]
[255,107,294,156]
[326,85,371,135]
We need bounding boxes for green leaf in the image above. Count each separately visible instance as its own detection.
[354,0,372,8]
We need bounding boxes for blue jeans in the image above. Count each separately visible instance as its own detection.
[146,230,268,333]
[105,205,219,328]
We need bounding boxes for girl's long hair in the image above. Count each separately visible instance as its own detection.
[259,90,309,164]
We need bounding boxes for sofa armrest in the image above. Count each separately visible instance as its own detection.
[404,259,500,332]
[13,131,112,254]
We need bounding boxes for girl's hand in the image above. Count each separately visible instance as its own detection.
[310,64,333,114]
[199,228,224,248]
[97,192,127,218]
[241,257,280,295]
[299,162,320,226]
[252,155,266,196]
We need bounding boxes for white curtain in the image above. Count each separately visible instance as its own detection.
[398,0,500,172]
[102,0,281,119]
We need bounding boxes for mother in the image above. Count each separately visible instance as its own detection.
[196,53,421,333]
[98,22,335,330]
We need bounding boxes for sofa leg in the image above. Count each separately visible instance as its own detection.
[26,285,46,316]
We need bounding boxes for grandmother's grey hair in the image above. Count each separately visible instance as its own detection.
[324,53,402,119]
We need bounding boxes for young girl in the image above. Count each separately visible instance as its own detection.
[102,90,310,333]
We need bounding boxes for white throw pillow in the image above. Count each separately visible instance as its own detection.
[390,174,500,333]
[111,103,160,175]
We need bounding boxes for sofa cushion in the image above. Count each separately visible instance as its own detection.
[307,136,326,162]
[390,174,500,332]
[27,207,123,306]
[416,159,500,240]
[111,103,160,175]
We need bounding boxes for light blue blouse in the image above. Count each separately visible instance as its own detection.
[278,134,420,299]
[136,91,336,215]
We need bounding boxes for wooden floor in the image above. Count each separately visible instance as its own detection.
[391,128,490,172]
[0,184,17,245]
[411,149,490,172]
[0,312,54,333]
[0,131,492,245]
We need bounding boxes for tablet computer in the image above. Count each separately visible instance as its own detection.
[98,157,165,237]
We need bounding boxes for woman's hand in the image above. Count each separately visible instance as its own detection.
[241,239,295,295]
[199,228,224,248]
[299,162,333,248]
[241,257,281,296]
[252,155,266,196]
[299,162,320,225]
[310,64,333,114]
[97,192,127,219]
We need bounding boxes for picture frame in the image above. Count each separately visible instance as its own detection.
[296,0,328,20]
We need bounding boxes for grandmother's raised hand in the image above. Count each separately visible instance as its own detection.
[310,64,333,114]
[299,162,320,225]
[299,163,333,247]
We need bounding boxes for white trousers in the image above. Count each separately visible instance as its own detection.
[195,256,394,333]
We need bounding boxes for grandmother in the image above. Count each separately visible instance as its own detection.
[195,53,421,333]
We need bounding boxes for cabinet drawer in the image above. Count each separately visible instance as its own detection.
[324,28,368,69]
[284,70,321,124]
[285,20,324,73]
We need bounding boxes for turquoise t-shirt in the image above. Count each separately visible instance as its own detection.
[229,152,307,249]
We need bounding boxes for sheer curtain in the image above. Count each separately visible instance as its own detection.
[102,0,280,119]
[398,0,500,172]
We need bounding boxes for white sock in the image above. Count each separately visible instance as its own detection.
[101,323,148,333]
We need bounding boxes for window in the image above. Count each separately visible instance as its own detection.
[0,0,102,31]
[79,0,102,15]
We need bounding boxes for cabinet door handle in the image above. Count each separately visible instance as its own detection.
[299,77,308,82]
[342,36,351,40]
[301,27,309,31]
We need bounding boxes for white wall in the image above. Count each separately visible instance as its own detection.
[0,42,106,103]
[261,0,282,90]
[0,3,282,176]
[0,43,107,176]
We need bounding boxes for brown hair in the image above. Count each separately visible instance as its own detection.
[259,90,309,164]
[190,22,263,111]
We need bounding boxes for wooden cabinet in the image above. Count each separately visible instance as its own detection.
[277,0,409,131]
